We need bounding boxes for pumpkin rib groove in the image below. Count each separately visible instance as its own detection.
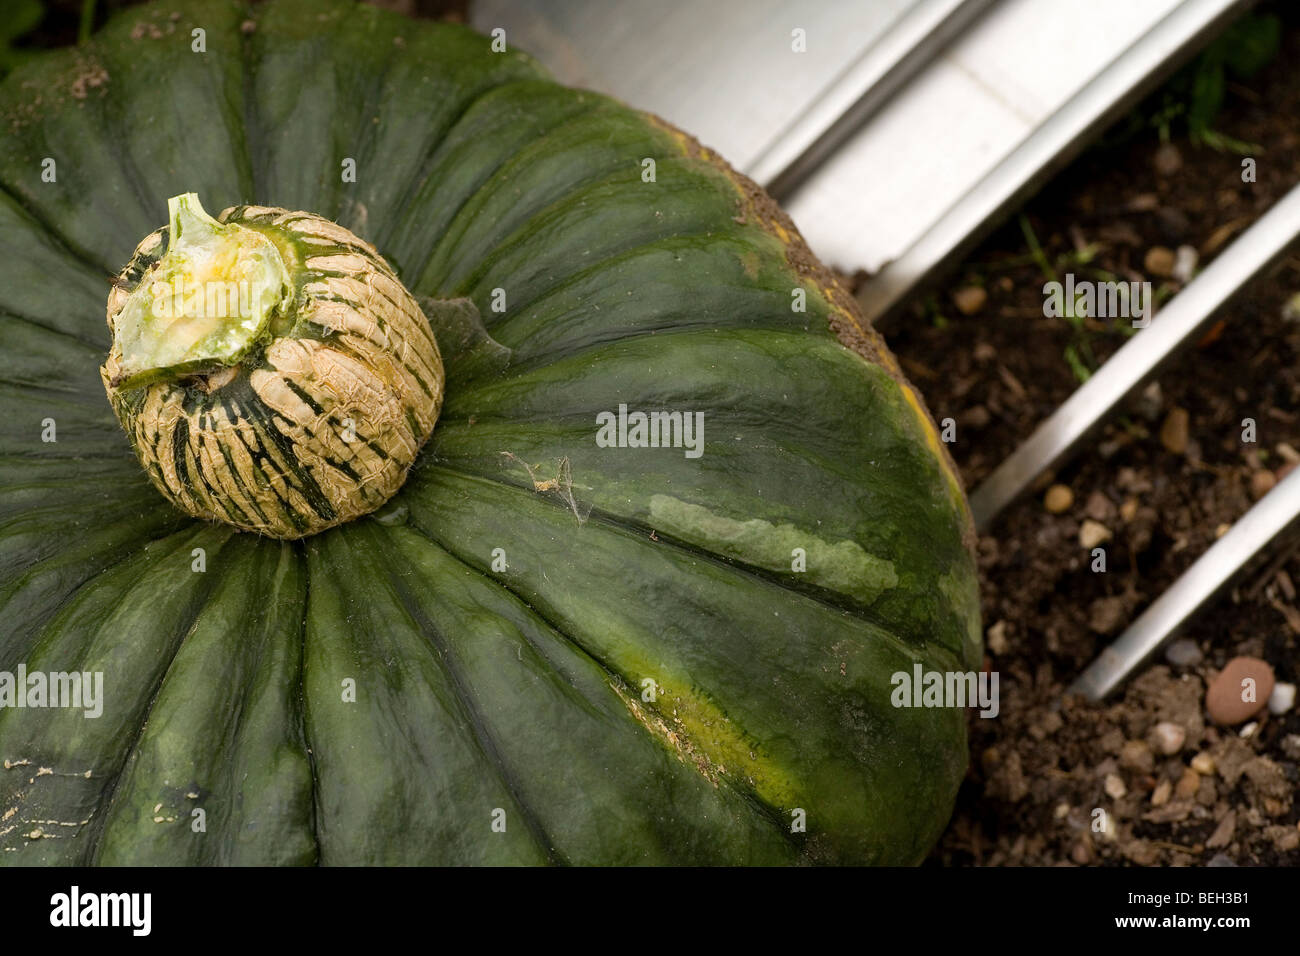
[97,540,314,865]
[468,229,790,340]
[410,90,608,291]
[237,6,268,206]
[0,511,193,661]
[0,524,234,851]
[388,517,797,840]
[394,511,911,851]
[0,515,175,671]
[309,22,409,224]
[363,523,566,865]
[0,180,117,278]
[406,464,931,659]
[422,102,642,288]
[0,376,106,404]
[450,160,736,306]
[378,520,810,861]
[87,534,244,864]
[0,308,107,354]
[59,35,164,263]
[366,74,564,258]
[294,538,324,866]
[442,325,846,399]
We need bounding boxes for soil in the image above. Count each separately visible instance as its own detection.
[858,4,1300,866]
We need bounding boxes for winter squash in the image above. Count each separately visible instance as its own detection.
[0,0,980,865]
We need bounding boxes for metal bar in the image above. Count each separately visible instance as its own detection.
[854,0,1250,324]
[1070,465,1300,701]
[969,181,1300,532]
[748,0,996,198]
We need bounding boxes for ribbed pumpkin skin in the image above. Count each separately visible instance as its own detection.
[0,0,980,865]
[102,204,445,538]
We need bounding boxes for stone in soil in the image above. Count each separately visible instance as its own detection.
[1043,484,1073,513]
[952,285,987,315]
[1144,245,1176,277]
[1164,638,1203,667]
[1079,519,1112,549]
[1268,681,1296,715]
[985,620,1009,655]
[1206,656,1276,725]
[1160,407,1190,455]
[1175,768,1201,799]
[1150,721,1186,755]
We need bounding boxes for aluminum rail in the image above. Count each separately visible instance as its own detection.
[748,0,996,199]
[969,181,1300,532]
[854,0,1250,325]
[1070,465,1300,700]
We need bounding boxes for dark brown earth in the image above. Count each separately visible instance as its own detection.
[858,5,1300,867]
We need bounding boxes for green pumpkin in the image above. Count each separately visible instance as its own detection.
[0,0,980,865]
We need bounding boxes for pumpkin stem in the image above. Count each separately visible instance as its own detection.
[108,193,292,390]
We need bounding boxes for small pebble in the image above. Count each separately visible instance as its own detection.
[1071,839,1093,865]
[1079,519,1112,550]
[1164,638,1203,667]
[1104,773,1127,799]
[1044,484,1073,514]
[1119,497,1139,523]
[1205,810,1236,849]
[1153,142,1183,176]
[1150,779,1172,807]
[1054,802,1071,820]
[1268,681,1296,715]
[1190,752,1216,776]
[952,286,987,315]
[1160,407,1190,456]
[1206,656,1275,725]
[985,620,1009,655]
[1144,245,1176,278]
[1175,768,1200,799]
[1151,721,1186,756]
[1206,853,1237,868]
